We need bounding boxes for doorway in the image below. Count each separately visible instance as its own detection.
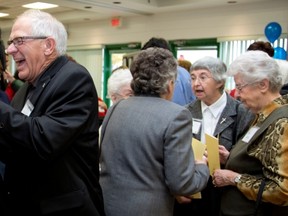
[103,43,141,107]
[169,38,219,64]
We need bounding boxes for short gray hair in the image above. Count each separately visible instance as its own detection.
[191,56,227,92]
[191,56,227,82]
[16,9,67,55]
[228,50,282,93]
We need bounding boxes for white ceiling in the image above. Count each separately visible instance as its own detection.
[0,0,279,32]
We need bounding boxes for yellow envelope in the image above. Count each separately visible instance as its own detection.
[205,134,220,176]
[189,138,206,199]
[189,192,202,199]
[191,138,206,160]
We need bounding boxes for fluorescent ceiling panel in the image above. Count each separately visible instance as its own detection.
[22,2,58,9]
[0,13,9,17]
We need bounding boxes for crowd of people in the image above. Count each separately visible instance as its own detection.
[0,8,288,216]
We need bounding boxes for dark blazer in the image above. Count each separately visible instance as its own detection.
[0,56,105,216]
[186,92,255,151]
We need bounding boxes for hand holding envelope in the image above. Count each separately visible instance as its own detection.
[205,134,221,175]
[191,135,220,176]
[189,138,207,199]
[189,134,221,198]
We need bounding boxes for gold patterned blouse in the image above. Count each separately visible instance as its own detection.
[237,94,288,206]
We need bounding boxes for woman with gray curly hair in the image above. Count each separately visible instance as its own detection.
[99,47,210,216]
[130,47,177,97]
[213,50,288,216]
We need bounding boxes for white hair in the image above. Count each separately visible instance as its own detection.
[228,50,282,93]
[275,59,288,85]
[16,9,67,55]
[107,68,133,98]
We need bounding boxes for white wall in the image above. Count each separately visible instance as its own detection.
[65,0,288,96]
[65,1,288,47]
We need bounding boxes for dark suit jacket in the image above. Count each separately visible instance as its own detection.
[186,93,255,151]
[0,56,105,216]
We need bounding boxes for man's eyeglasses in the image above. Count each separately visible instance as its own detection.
[7,36,47,47]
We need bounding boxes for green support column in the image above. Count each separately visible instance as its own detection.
[102,46,111,107]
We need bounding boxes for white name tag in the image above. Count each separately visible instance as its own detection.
[21,99,34,116]
[242,126,260,143]
[192,118,202,134]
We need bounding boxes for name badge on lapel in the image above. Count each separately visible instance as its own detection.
[242,126,260,143]
[192,118,202,134]
[21,99,34,116]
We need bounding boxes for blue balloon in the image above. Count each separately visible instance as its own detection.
[264,22,282,43]
[274,47,287,60]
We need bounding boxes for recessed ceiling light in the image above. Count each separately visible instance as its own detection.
[0,13,9,17]
[22,2,58,10]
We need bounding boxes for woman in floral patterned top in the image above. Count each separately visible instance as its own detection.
[212,50,288,216]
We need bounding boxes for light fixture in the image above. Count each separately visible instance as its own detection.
[0,13,9,18]
[22,2,58,10]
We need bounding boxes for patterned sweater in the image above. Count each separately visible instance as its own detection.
[221,94,288,215]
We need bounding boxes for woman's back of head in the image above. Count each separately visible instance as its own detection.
[130,47,177,97]
[247,41,274,57]
[141,37,171,51]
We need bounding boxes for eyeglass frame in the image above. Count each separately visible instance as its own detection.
[235,82,258,92]
[190,74,214,83]
[7,36,48,47]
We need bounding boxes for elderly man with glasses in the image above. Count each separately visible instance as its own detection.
[2,9,105,216]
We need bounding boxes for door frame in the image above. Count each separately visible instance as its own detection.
[103,43,141,106]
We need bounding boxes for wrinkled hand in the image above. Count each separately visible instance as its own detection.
[218,145,229,165]
[212,169,239,187]
[175,195,192,204]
